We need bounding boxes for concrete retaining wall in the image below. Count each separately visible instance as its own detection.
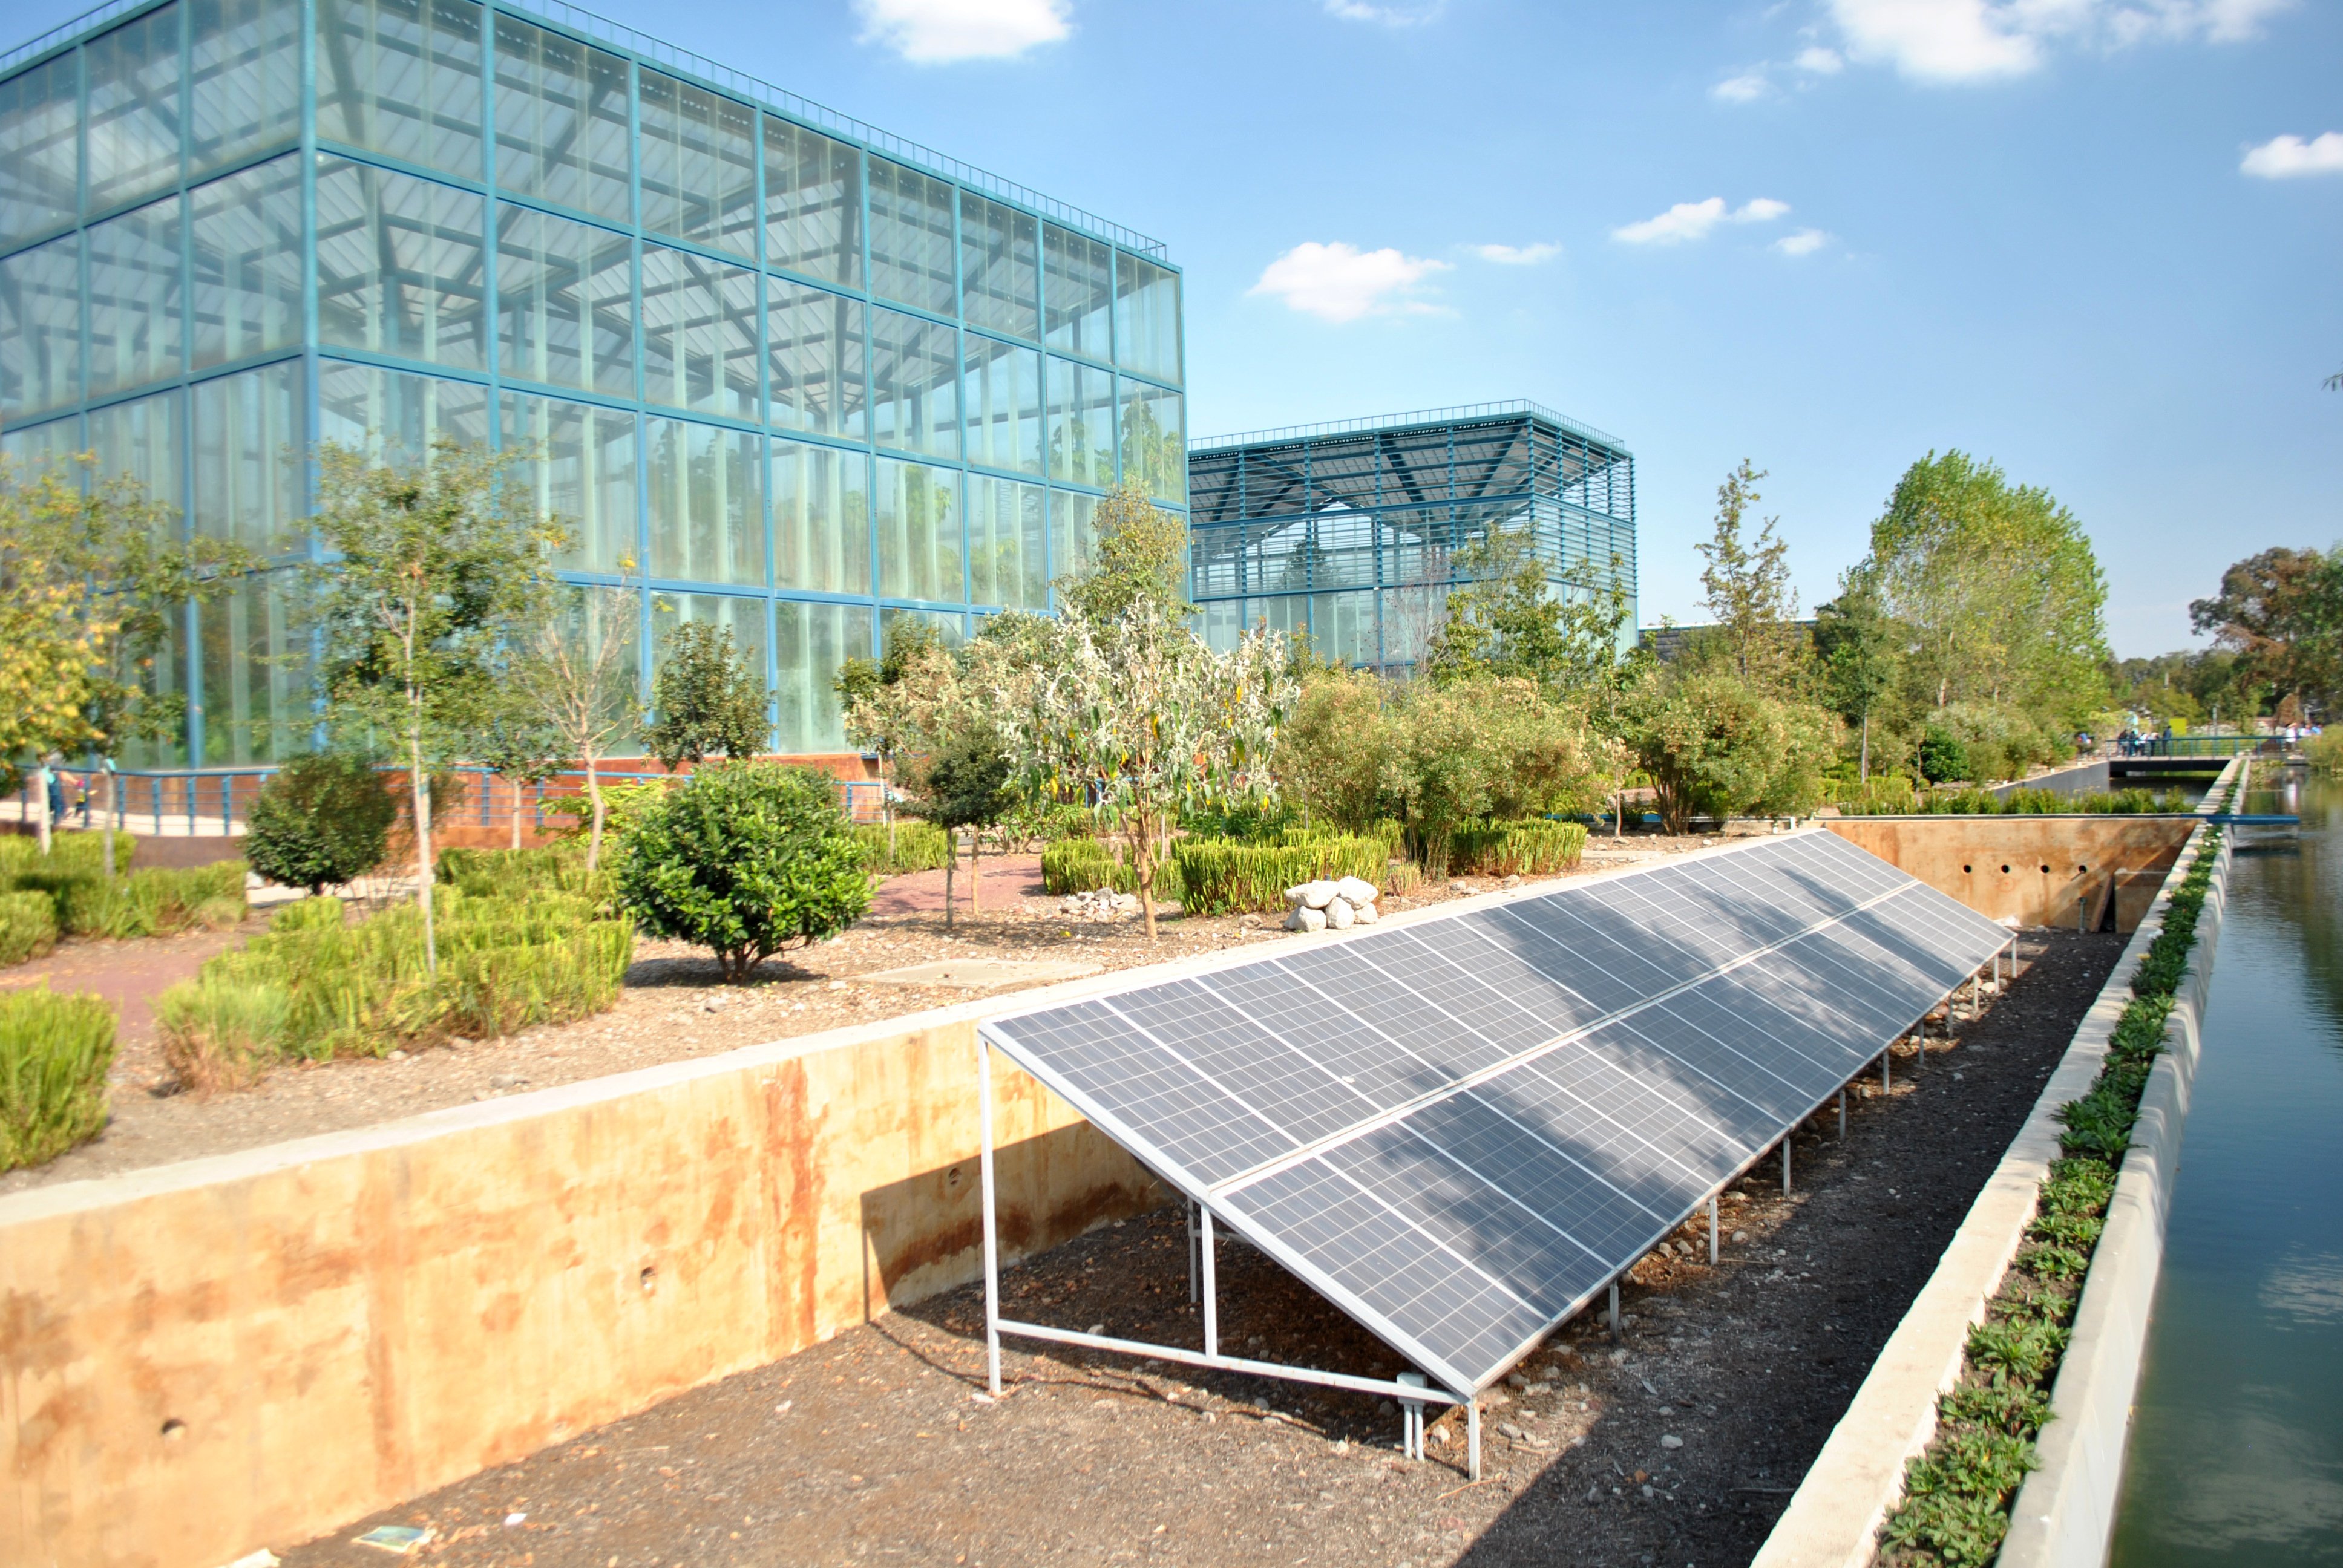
[1820,815,2191,931]
[0,1005,1165,1568]
[1753,788,2233,1568]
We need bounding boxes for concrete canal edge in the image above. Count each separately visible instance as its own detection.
[1752,758,2243,1568]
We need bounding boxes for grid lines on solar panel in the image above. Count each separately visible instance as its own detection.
[1105,979,1378,1146]
[1484,1028,1751,1212]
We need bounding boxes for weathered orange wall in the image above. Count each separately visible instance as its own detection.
[0,1010,1161,1568]
[1820,816,2194,930]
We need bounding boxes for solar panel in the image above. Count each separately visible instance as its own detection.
[979,831,2010,1394]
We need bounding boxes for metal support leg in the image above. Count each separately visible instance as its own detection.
[1708,1194,1719,1264]
[1398,1371,1426,1459]
[1201,1208,1219,1359]
[1838,1088,1847,1140]
[977,1036,1002,1397]
[1186,1199,1198,1305]
[1467,1399,1481,1481]
[1608,1281,1621,1342]
[1883,1047,1892,1094]
[1782,1137,1792,1195]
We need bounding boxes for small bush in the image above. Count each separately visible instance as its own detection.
[0,890,60,967]
[1918,727,1970,784]
[0,832,136,879]
[156,972,291,1094]
[1449,820,1588,878]
[245,754,401,893]
[0,985,117,1171]
[437,844,613,906]
[13,861,248,939]
[853,820,954,875]
[1043,838,1132,895]
[615,762,871,982]
[1171,836,1389,917]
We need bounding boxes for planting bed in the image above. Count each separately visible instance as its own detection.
[272,929,2123,1568]
[0,834,1709,1194]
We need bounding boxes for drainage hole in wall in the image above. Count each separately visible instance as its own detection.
[2040,864,2051,874]
[640,1266,658,1295]
[161,1419,186,1441]
[2001,864,2011,874]
[1963,864,1973,874]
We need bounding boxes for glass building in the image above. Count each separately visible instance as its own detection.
[1187,403,1634,674]
[0,0,1185,766]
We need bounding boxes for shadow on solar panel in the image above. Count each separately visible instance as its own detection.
[972,830,2013,1478]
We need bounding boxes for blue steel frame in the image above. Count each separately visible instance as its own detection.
[1185,402,1636,675]
[0,0,1185,764]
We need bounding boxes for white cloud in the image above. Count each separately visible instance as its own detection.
[1248,242,1451,322]
[2241,131,2343,178]
[853,0,1070,63]
[1795,45,1847,71]
[1470,242,1562,264]
[1712,73,1772,102]
[1775,227,1832,255]
[1611,197,1791,244]
[1324,0,1445,22]
[1824,0,2292,83]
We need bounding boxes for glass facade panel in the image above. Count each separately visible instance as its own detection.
[191,154,303,368]
[190,0,303,176]
[0,54,82,247]
[963,333,1040,477]
[501,388,637,573]
[765,279,862,438]
[966,473,1045,611]
[494,202,633,397]
[199,567,299,763]
[637,69,756,260]
[646,415,763,586]
[192,359,301,553]
[87,5,184,214]
[1119,380,1184,505]
[882,603,963,647]
[316,356,489,456]
[639,245,758,420]
[85,386,185,515]
[315,0,485,180]
[762,115,861,289]
[87,194,184,397]
[868,304,958,461]
[873,454,958,603]
[775,596,869,753]
[1042,222,1111,361]
[0,413,82,467]
[1044,355,1113,489]
[491,17,632,226]
[960,191,1037,342]
[315,157,488,368]
[1114,252,1180,385]
[652,590,768,728]
[1,232,83,420]
[1052,486,1096,578]
[771,433,867,594]
[867,157,953,316]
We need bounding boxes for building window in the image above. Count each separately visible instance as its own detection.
[637,67,757,261]
[960,191,1038,342]
[191,0,304,177]
[315,0,485,182]
[868,157,954,318]
[963,333,1042,478]
[967,472,1046,610]
[640,243,759,422]
[1043,222,1112,361]
[1044,355,1114,489]
[493,17,633,227]
[1118,380,1183,506]
[87,4,185,213]
[0,54,81,247]
[772,433,870,595]
[762,116,863,290]
[874,453,960,603]
[193,360,303,554]
[314,157,488,369]
[765,279,863,439]
[1115,252,1181,387]
[868,304,959,462]
[500,388,637,574]
[86,193,186,398]
[1,232,84,421]
[495,202,635,399]
[646,416,765,587]
[191,154,304,370]
[775,597,871,753]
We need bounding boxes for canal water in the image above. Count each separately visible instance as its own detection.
[2111,770,2343,1565]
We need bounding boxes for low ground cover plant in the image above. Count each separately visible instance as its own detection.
[1834,786,2195,817]
[615,762,871,982]
[1878,825,2221,1566]
[0,984,116,1172]
[0,834,246,940]
[1449,819,1589,878]
[1171,835,1388,917]
[436,844,612,904]
[853,820,954,875]
[0,890,60,967]
[156,873,632,1091]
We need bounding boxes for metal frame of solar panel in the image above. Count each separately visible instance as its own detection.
[971,830,2014,1476]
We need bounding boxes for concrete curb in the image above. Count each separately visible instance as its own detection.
[1997,836,2232,1564]
[1750,759,2241,1568]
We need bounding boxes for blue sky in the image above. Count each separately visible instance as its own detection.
[21,0,2336,653]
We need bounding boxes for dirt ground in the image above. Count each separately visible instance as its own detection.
[270,927,2125,1568]
[0,834,1705,1195]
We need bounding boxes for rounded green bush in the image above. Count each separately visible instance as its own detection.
[246,754,401,895]
[615,762,872,982]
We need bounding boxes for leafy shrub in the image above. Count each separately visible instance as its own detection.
[0,985,116,1171]
[1043,838,1129,895]
[437,844,612,906]
[853,820,954,875]
[245,753,401,893]
[0,831,136,879]
[1170,836,1388,917]
[156,886,632,1084]
[615,762,871,981]
[1918,726,1970,784]
[0,890,59,967]
[1449,820,1588,878]
[9,861,248,939]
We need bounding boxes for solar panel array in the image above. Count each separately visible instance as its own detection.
[980,831,2011,1394]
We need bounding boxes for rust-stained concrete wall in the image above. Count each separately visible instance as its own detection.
[1821,816,2194,931]
[0,1009,1162,1568]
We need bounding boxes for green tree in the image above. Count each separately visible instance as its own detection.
[1695,460,1803,693]
[646,620,767,769]
[1424,528,1636,709]
[615,762,871,982]
[1865,451,2109,727]
[244,752,401,895]
[836,616,950,858]
[904,728,1016,928]
[298,439,562,973]
[2188,547,2343,718]
[1056,481,1191,626]
[1627,669,1841,832]
[509,579,643,869]
[1814,568,1901,781]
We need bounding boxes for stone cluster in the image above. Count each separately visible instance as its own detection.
[1282,875,1380,933]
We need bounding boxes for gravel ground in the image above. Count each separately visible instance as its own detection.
[272,927,2124,1568]
[0,835,1708,1194]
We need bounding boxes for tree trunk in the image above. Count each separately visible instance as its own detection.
[1860,708,1871,783]
[585,757,607,871]
[411,737,437,975]
[1135,825,1158,940]
[34,764,51,857]
[970,829,981,917]
[943,834,956,932]
[883,755,896,858]
[510,779,523,849]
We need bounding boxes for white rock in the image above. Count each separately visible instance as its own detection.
[1325,897,1355,930]
[1297,879,1339,910]
[1661,1434,1684,1449]
[1285,884,1311,909]
[1285,905,1328,933]
[1334,875,1379,907]
[1352,900,1380,925]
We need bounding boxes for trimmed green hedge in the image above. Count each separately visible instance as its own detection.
[1171,836,1390,917]
[1450,819,1588,878]
[437,844,614,906]
[1041,838,1185,904]
[0,890,60,967]
[157,887,633,1090]
[853,820,955,875]
[1837,785,2194,817]
[1,985,116,1172]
